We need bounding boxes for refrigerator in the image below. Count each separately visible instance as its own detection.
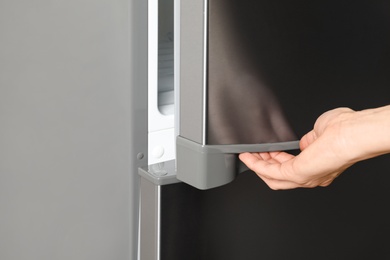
[1,0,390,260]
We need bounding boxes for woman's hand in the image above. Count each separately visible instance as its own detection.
[239,106,390,190]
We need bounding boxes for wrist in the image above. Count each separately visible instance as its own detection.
[343,105,390,162]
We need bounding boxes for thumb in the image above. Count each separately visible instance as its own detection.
[300,130,317,150]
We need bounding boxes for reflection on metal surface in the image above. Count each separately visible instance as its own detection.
[207,0,296,145]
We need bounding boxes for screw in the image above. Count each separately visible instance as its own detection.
[137,153,144,160]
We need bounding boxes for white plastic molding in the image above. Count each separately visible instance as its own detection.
[148,0,175,165]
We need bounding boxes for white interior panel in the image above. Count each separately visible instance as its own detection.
[148,0,175,165]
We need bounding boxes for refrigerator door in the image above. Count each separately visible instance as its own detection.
[177,0,390,189]
[167,2,390,259]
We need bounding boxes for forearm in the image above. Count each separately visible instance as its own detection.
[343,105,390,163]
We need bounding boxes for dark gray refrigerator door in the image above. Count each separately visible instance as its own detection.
[168,0,390,259]
[206,0,390,144]
[177,0,390,189]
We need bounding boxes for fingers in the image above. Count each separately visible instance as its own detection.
[239,152,341,189]
[239,152,295,181]
[240,152,315,190]
[257,175,307,190]
[239,152,278,174]
[259,151,293,163]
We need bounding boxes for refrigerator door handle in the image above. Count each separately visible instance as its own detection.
[204,140,300,154]
[176,136,298,190]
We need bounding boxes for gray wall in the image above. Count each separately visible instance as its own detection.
[0,0,147,259]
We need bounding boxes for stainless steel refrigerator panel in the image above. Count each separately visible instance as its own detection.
[0,1,148,259]
[179,0,207,144]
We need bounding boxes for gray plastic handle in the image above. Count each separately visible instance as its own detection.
[176,137,301,189]
[206,140,300,154]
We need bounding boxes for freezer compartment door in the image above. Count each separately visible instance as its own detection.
[176,0,299,189]
[176,0,390,189]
